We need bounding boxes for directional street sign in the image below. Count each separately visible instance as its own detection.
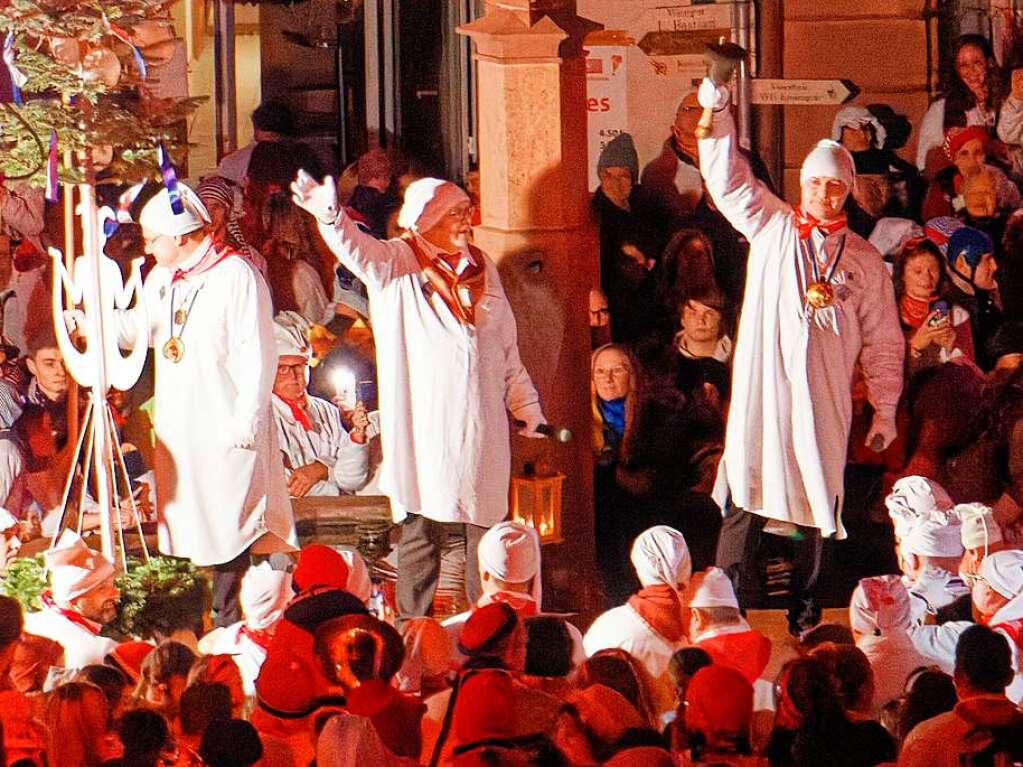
[751,79,859,106]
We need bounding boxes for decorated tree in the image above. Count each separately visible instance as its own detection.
[0,0,201,186]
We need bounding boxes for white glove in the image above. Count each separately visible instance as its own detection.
[63,308,85,334]
[290,169,339,225]
[865,415,897,453]
[697,76,729,112]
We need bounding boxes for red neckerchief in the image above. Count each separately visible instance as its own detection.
[794,205,848,240]
[628,584,685,642]
[275,393,313,431]
[171,242,237,285]
[473,591,539,618]
[240,624,275,652]
[402,234,487,325]
[899,293,933,329]
[40,590,101,635]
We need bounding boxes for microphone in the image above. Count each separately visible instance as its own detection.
[515,420,573,443]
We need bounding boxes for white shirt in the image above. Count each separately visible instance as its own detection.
[23,607,117,670]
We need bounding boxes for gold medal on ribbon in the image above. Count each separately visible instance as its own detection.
[173,309,187,325]
[162,337,184,363]
[805,281,834,309]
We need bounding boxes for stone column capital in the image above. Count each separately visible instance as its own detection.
[458,9,567,61]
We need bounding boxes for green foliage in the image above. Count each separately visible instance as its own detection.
[114,555,211,640]
[0,555,47,613]
[0,0,202,183]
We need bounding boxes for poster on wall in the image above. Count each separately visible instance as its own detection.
[585,41,630,191]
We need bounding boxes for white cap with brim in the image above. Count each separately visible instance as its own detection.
[240,562,292,632]
[477,521,542,608]
[273,311,312,359]
[687,566,739,609]
[138,185,211,237]
[800,139,856,191]
[44,529,115,605]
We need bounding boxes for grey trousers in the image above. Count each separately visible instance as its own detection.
[396,513,486,624]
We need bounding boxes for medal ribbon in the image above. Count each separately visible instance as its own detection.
[801,233,847,295]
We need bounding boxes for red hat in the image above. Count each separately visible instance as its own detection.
[943,125,990,161]
[105,641,156,683]
[255,647,345,718]
[293,544,350,593]
[458,602,518,657]
[684,665,753,743]
[452,669,518,747]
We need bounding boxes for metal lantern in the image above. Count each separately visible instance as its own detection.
[510,465,564,545]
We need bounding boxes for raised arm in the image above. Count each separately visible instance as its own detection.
[696,78,788,242]
[291,170,412,289]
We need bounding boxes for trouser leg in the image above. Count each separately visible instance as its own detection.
[715,505,766,610]
[396,513,446,623]
[212,548,250,628]
[463,522,488,606]
[787,525,825,635]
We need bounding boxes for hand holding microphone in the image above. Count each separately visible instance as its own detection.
[514,418,573,443]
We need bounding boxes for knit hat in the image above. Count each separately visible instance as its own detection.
[105,641,155,683]
[255,647,345,718]
[241,562,292,632]
[957,503,1003,551]
[800,139,855,190]
[979,549,1023,601]
[687,567,739,609]
[831,106,887,150]
[684,665,754,742]
[273,311,312,360]
[943,125,990,162]
[947,226,993,269]
[292,544,351,593]
[597,133,640,182]
[396,178,469,233]
[138,184,211,237]
[477,521,542,608]
[630,525,693,592]
[849,575,911,636]
[451,669,519,748]
[458,602,519,657]
[923,216,965,257]
[44,529,116,604]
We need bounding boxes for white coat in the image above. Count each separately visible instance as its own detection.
[271,393,369,495]
[23,607,117,670]
[316,216,543,525]
[699,109,904,537]
[857,631,934,714]
[119,240,297,565]
[207,622,268,697]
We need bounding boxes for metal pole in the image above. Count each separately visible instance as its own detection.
[733,0,752,151]
[213,0,238,162]
[337,24,348,168]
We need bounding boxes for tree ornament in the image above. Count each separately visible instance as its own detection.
[81,47,121,88]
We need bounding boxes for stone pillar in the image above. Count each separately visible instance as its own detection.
[459,1,601,618]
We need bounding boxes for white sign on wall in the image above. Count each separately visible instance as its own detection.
[585,44,630,191]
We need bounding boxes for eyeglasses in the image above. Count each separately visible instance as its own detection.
[276,362,307,377]
[594,365,631,378]
[446,205,474,222]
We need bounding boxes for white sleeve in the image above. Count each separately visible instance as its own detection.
[329,432,370,492]
[224,265,277,442]
[906,621,970,674]
[916,100,945,172]
[0,437,23,518]
[697,102,788,242]
[999,95,1023,145]
[316,212,417,290]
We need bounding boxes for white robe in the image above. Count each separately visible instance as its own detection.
[23,607,117,670]
[207,622,268,697]
[271,393,369,495]
[316,216,543,525]
[119,240,296,565]
[699,109,904,537]
[857,631,933,714]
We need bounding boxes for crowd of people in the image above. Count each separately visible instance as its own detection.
[2,23,1023,767]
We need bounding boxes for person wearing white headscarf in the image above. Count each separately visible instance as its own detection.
[270,312,369,498]
[831,106,888,150]
[885,476,968,622]
[849,575,932,714]
[205,562,292,696]
[22,530,119,669]
[697,75,903,635]
[117,183,297,627]
[583,526,692,714]
[441,521,586,666]
[974,549,1023,703]
[290,170,546,622]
